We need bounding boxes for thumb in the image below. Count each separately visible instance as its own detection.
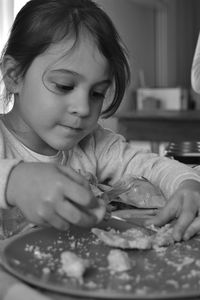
[58,165,89,188]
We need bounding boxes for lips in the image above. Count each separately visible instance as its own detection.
[60,123,84,133]
[64,124,82,130]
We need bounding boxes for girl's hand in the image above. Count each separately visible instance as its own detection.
[6,162,106,230]
[145,180,200,242]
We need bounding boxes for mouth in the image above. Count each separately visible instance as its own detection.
[61,124,83,132]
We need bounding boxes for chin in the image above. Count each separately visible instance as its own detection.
[50,135,85,151]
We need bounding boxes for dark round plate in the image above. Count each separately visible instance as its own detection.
[2,218,200,299]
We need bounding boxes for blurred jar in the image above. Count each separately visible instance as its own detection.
[165,141,200,167]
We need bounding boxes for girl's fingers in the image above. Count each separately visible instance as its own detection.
[146,191,200,242]
[55,199,98,227]
[145,201,178,227]
[59,169,99,209]
[64,182,99,209]
[183,216,200,241]
[45,214,69,231]
[37,202,69,230]
[58,165,89,188]
[172,197,198,241]
[173,210,196,242]
[88,198,106,223]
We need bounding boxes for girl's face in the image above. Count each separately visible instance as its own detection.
[8,36,111,155]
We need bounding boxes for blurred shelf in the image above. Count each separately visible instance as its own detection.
[116,110,200,142]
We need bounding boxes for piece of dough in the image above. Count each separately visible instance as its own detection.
[107,249,132,273]
[92,224,174,250]
[60,251,90,282]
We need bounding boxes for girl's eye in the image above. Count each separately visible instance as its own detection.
[55,84,74,93]
[44,79,74,94]
[92,91,105,100]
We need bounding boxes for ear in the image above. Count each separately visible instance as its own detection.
[1,55,22,94]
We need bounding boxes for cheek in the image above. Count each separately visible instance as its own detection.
[91,101,103,117]
[20,78,59,117]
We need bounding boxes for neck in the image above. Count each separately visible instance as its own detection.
[2,112,58,156]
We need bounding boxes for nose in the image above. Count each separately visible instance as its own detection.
[67,89,90,117]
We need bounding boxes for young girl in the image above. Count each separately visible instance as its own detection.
[1,0,200,245]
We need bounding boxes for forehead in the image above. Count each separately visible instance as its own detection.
[34,36,110,81]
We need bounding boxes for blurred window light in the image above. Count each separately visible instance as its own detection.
[0,0,13,53]
[0,0,28,53]
[14,0,29,17]
[0,0,28,113]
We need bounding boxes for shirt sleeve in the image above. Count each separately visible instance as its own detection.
[94,126,200,199]
[0,159,22,208]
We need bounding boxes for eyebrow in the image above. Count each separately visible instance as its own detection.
[48,69,112,85]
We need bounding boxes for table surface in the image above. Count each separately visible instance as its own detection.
[116,110,200,142]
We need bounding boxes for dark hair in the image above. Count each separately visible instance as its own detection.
[1,0,130,117]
